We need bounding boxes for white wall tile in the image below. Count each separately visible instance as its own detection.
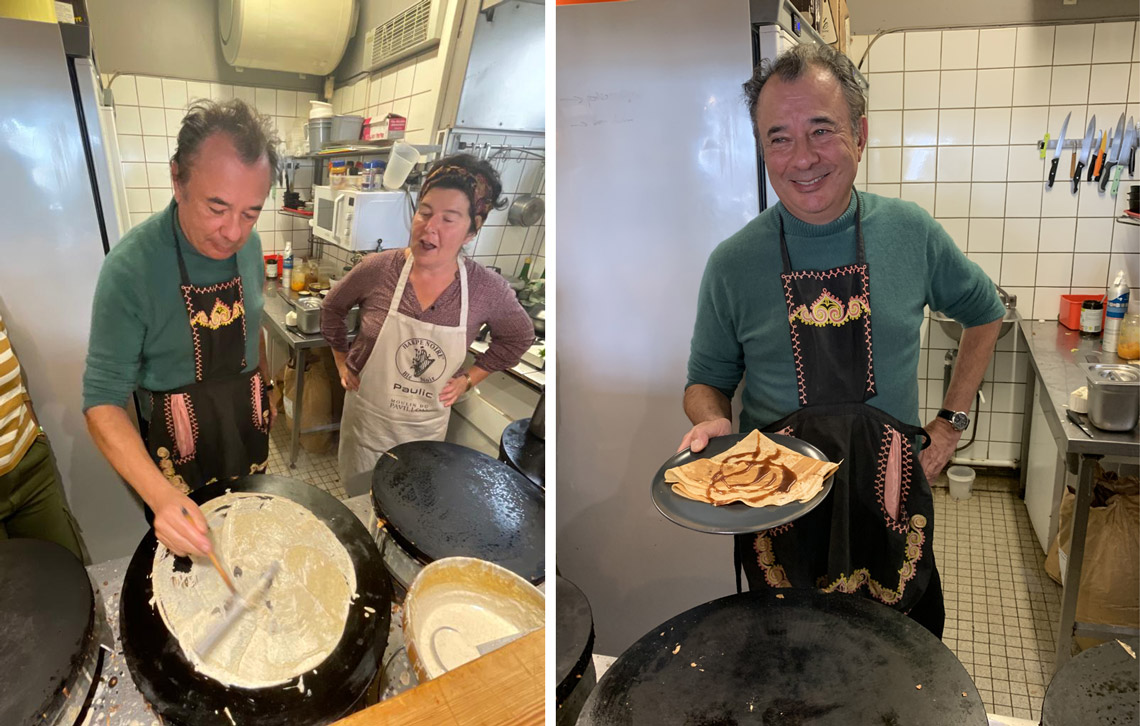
[125,187,150,214]
[1001,252,1037,286]
[408,91,436,132]
[210,83,234,101]
[116,105,141,135]
[979,28,1017,68]
[148,188,168,211]
[971,182,1007,216]
[902,147,937,182]
[1113,221,1140,254]
[1016,26,1056,67]
[937,146,974,181]
[1107,252,1140,292]
[1074,252,1112,288]
[146,162,171,188]
[868,73,903,111]
[903,109,938,146]
[395,60,416,99]
[1093,21,1137,64]
[1012,67,1053,106]
[136,76,163,107]
[1075,217,1115,252]
[936,183,972,216]
[867,183,902,198]
[380,73,397,104]
[938,218,970,252]
[1088,63,1132,104]
[164,109,183,136]
[870,33,904,72]
[161,78,187,109]
[1039,217,1076,251]
[1050,65,1092,105]
[989,412,1024,441]
[900,183,936,215]
[848,34,871,69]
[1006,182,1043,217]
[367,76,383,109]
[973,108,1012,145]
[1054,24,1095,66]
[412,49,440,95]
[391,96,411,119]
[969,218,1005,251]
[989,442,1022,461]
[906,31,943,71]
[1040,184,1079,216]
[122,162,148,188]
[139,107,166,136]
[971,147,1009,182]
[905,71,941,109]
[941,30,979,71]
[143,135,168,163]
[1009,106,1049,144]
[939,109,975,145]
[969,252,1002,281]
[975,68,1014,108]
[275,90,296,117]
[867,111,902,147]
[1007,144,1045,181]
[233,85,256,106]
[1004,218,1039,252]
[1129,64,1140,102]
[110,75,137,105]
[867,147,902,183]
[119,135,144,163]
[186,81,211,103]
[351,79,369,112]
[253,87,275,114]
[1077,185,1122,218]
[940,70,977,108]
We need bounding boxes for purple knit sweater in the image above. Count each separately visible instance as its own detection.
[321,249,535,376]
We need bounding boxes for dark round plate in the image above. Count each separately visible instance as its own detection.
[578,588,987,726]
[120,475,392,726]
[651,432,835,535]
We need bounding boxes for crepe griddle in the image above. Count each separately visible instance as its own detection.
[499,417,545,489]
[371,440,545,584]
[556,575,596,721]
[1042,638,1139,725]
[120,475,392,726]
[0,539,96,726]
[577,588,987,726]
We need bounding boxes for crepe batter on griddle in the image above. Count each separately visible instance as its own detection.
[151,492,356,688]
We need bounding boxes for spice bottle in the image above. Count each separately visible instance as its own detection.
[1079,299,1103,337]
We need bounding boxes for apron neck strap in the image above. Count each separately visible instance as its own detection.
[170,204,193,288]
[392,252,470,327]
[778,190,865,273]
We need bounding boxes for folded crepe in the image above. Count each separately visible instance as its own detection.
[666,430,838,508]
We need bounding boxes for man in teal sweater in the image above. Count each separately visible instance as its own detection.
[83,99,277,558]
[680,44,1003,636]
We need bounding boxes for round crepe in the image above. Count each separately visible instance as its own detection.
[151,492,357,689]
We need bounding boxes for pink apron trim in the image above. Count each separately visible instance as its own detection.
[170,393,195,458]
[884,428,901,520]
[252,375,264,428]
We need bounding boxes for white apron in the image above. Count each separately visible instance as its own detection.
[338,253,469,484]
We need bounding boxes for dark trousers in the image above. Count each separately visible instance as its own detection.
[0,437,85,562]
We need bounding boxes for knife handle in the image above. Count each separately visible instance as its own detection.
[1110,164,1124,196]
[1090,151,1100,180]
[1100,162,1114,192]
[1130,147,1136,175]
[1073,161,1085,193]
[1048,157,1059,187]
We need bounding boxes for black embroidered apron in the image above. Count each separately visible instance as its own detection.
[735,192,943,636]
[144,207,270,493]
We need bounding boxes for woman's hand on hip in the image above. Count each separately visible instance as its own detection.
[439,373,471,407]
[151,488,212,557]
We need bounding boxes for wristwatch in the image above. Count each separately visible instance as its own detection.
[936,409,970,432]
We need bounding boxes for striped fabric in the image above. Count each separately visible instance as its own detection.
[0,313,39,476]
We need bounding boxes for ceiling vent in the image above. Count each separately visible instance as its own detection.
[363,0,448,72]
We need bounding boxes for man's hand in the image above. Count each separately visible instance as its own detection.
[336,361,360,392]
[919,417,962,482]
[439,373,470,407]
[151,488,212,557]
[678,417,733,453]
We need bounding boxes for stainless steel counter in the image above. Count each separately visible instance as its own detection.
[79,493,416,726]
[1015,317,1139,673]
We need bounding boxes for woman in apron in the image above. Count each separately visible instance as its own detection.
[322,155,536,487]
[736,192,945,637]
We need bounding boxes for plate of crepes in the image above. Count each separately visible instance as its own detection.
[651,430,840,535]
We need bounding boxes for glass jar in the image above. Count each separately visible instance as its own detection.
[1117,306,1140,361]
[291,258,309,292]
[329,160,347,190]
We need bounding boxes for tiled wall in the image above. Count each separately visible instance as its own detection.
[849,21,1140,464]
[330,50,443,146]
[106,73,315,257]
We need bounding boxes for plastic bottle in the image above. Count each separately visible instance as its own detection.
[1103,269,1131,355]
[519,257,532,281]
[282,243,293,290]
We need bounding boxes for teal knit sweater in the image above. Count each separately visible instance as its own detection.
[83,201,264,413]
[687,192,1004,431]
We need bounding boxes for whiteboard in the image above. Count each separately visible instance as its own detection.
[556,0,762,654]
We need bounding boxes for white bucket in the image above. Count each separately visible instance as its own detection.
[383,142,420,190]
[947,465,975,500]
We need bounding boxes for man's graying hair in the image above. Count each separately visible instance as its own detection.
[742,43,866,142]
[172,99,279,185]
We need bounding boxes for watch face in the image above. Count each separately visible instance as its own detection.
[950,412,969,431]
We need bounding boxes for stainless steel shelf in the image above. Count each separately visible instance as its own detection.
[277,208,312,219]
[298,143,441,160]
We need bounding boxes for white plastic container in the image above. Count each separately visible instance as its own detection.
[383,142,420,190]
[947,465,975,501]
[309,100,333,119]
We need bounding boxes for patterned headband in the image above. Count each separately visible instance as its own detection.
[421,164,494,224]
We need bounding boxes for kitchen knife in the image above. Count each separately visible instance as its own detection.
[1099,113,1127,192]
[1066,409,1095,438]
[1073,116,1096,194]
[1090,130,1105,181]
[1047,112,1070,189]
[1130,120,1138,175]
[1110,118,1136,196]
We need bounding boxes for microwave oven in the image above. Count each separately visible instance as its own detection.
[310,186,413,251]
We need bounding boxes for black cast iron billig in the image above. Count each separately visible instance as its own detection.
[499,417,545,489]
[577,589,988,726]
[1042,638,1139,725]
[120,475,393,726]
[0,539,101,726]
[555,576,596,725]
[372,441,545,584]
